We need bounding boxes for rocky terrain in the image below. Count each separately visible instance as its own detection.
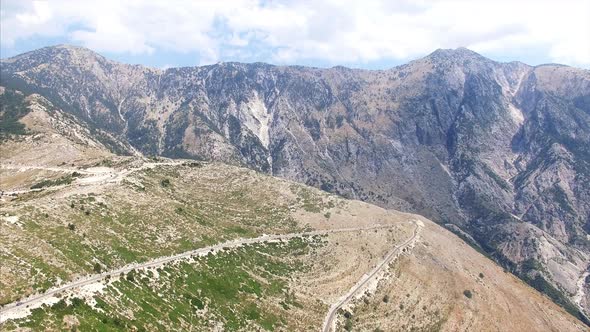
[0,99,588,331]
[1,45,590,323]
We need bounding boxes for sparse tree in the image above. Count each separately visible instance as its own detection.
[344,318,353,331]
[127,269,136,282]
[463,290,473,299]
[343,310,352,319]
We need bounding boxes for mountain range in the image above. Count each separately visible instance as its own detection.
[2,44,589,322]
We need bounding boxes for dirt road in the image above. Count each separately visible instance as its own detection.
[0,160,182,196]
[321,220,422,332]
[0,223,406,323]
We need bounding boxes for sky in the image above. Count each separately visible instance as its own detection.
[1,0,589,69]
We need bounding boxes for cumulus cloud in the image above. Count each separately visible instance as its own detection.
[15,0,51,25]
[1,0,589,67]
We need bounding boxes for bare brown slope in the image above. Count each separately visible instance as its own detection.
[348,216,589,332]
[0,157,587,330]
[0,87,129,191]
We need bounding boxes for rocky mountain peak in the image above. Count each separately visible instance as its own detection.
[2,44,104,67]
[425,47,490,63]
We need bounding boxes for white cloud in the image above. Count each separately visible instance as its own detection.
[1,0,589,67]
[15,0,51,25]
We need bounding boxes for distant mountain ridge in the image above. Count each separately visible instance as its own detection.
[2,44,590,320]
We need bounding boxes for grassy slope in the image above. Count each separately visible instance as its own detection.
[0,88,30,138]
[0,161,333,305]
[2,236,326,331]
[0,159,587,331]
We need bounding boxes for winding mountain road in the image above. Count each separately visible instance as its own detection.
[0,160,182,196]
[0,223,406,323]
[321,220,422,332]
[1,161,423,330]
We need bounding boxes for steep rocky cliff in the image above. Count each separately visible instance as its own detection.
[2,45,589,319]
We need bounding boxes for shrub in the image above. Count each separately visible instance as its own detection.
[51,299,67,310]
[71,297,84,307]
[383,295,389,303]
[463,290,473,299]
[344,319,353,331]
[161,178,171,187]
[67,223,76,231]
[30,175,73,189]
[0,89,30,138]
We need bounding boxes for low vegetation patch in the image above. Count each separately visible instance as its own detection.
[463,290,473,299]
[160,178,171,187]
[30,173,77,189]
[290,185,336,213]
[0,89,30,138]
[3,236,325,331]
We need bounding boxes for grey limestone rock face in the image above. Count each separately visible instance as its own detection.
[2,44,590,318]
